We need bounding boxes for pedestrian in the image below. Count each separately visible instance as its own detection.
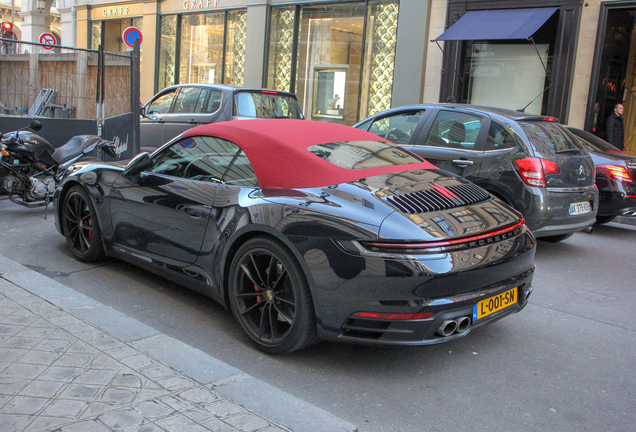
[446,95,457,103]
[605,103,625,150]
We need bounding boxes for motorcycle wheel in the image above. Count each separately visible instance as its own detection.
[62,185,105,262]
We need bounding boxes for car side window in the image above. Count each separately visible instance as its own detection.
[368,111,424,144]
[173,87,203,114]
[203,90,222,113]
[146,89,177,114]
[485,121,517,151]
[149,136,259,187]
[424,111,482,150]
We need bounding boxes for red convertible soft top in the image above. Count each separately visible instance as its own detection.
[181,119,437,189]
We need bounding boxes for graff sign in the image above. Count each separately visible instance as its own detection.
[102,7,131,17]
[183,0,219,10]
[91,4,143,20]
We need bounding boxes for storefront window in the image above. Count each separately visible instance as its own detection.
[466,42,549,115]
[225,10,248,86]
[267,6,296,92]
[157,9,247,91]
[91,22,101,50]
[180,12,225,84]
[267,1,399,125]
[296,3,365,125]
[360,0,400,119]
[458,13,557,115]
[158,15,177,90]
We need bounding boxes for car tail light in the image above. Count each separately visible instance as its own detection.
[597,164,633,183]
[513,158,560,187]
[543,117,557,122]
[351,312,433,320]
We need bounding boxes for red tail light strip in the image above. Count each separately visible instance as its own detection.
[366,220,525,250]
[597,164,633,184]
[351,312,433,320]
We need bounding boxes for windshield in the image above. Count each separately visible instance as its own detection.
[235,92,304,119]
[308,140,423,170]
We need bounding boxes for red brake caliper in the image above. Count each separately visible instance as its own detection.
[254,285,263,311]
[87,218,93,240]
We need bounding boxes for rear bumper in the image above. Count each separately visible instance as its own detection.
[295,227,536,346]
[597,181,636,217]
[523,186,598,237]
[335,271,534,346]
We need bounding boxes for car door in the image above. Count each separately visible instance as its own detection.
[162,86,205,143]
[109,135,233,265]
[409,108,488,181]
[140,87,178,152]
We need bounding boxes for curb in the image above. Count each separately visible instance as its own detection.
[0,254,358,432]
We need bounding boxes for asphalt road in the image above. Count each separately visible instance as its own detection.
[1,195,635,432]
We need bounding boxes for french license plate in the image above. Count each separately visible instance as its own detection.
[473,288,518,321]
[569,201,591,215]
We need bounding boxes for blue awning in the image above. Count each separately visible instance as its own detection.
[433,7,558,41]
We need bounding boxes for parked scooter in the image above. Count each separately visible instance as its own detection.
[0,120,117,217]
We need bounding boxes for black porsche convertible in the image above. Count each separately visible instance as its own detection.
[54,119,536,353]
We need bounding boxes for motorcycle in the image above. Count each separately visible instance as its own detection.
[0,120,117,218]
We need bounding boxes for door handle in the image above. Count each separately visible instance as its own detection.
[188,119,197,125]
[187,209,204,218]
[185,208,205,219]
[452,159,474,166]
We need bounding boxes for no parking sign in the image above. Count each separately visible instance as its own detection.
[122,27,142,49]
[39,32,56,50]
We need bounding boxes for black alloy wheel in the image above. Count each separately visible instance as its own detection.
[62,185,105,262]
[229,237,317,354]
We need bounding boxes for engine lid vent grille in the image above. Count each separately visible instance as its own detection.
[384,183,491,214]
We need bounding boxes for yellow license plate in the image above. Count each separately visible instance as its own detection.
[473,288,518,321]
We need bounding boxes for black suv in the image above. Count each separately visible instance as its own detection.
[140,84,303,153]
[355,104,598,242]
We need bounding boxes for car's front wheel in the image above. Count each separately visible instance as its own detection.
[229,237,317,354]
[62,185,105,262]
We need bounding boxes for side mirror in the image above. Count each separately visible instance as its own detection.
[123,152,152,177]
[102,141,118,158]
[140,106,147,118]
[29,120,42,131]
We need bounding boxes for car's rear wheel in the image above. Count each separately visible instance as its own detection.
[229,237,317,354]
[595,215,616,225]
[539,233,573,243]
[62,185,105,262]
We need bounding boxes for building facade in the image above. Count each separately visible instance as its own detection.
[5,0,636,153]
[67,0,436,127]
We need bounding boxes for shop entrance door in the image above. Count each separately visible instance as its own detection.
[92,18,143,52]
[589,7,636,155]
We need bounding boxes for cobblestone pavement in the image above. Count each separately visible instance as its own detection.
[0,277,291,432]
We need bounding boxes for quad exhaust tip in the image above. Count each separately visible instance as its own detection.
[436,316,471,337]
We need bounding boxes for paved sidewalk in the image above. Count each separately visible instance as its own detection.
[0,255,357,432]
